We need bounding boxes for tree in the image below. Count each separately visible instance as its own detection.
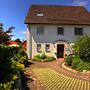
[0,23,15,44]
[14,38,22,45]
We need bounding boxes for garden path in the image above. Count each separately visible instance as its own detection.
[25,59,90,90]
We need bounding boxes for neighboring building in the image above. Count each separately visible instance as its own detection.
[8,41,19,47]
[25,5,90,59]
[22,40,27,51]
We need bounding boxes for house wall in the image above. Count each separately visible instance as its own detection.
[27,24,90,58]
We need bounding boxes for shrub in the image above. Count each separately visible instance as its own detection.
[0,45,19,82]
[33,53,55,62]
[33,54,42,61]
[46,56,55,61]
[11,50,28,67]
[65,54,73,66]
[73,35,90,62]
[78,36,90,62]
[0,81,14,90]
[0,45,26,89]
[71,55,90,71]
[71,56,80,69]
[40,53,47,59]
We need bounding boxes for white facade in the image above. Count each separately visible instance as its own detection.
[27,24,90,59]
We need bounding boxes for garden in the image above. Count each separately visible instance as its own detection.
[0,23,29,89]
[65,36,90,72]
[0,45,28,90]
[33,53,55,62]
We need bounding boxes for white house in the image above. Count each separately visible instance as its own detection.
[25,5,90,59]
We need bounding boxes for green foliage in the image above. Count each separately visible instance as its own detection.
[11,50,28,66]
[0,81,14,90]
[0,45,27,89]
[72,56,90,71]
[0,23,15,44]
[33,53,55,62]
[73,35,90,62]
[0,45,19,82]
[78,36,90,62]
[65,54,73,66]
[71,56,80,69]
[46,56,55,61]
[40,53,47,59]
[33,54,42,62]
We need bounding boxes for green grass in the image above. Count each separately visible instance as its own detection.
[32,68,90,90]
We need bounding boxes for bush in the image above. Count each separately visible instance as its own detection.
[71,56,80,69]
[11,50,28,67]
[0,81,14,90]
[65,54,73,66]
[33,54,42,61]
[0,45,26,89]
[73,36,90,62]
[40,53,47,59]
[46,56,55,61]
[0,45,19,82]
[78,36,90,62]
[71,55,90,71]
[33,53,55,62]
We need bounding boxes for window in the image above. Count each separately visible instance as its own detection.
[37,26,44,35]
[57,27,64,35]
[74,28,83,35]
[37,12,44,16]
[37,44,41,52]
[45,44,50,52]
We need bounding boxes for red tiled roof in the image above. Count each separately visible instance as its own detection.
[25,5,90,25]
[8,41,18,45]
[22,40,27,51]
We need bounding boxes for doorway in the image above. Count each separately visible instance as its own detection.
[57,44,64,58]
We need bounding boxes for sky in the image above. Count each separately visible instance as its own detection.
[0,0,90,40]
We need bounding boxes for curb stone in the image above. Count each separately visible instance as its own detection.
[62,63,90,74]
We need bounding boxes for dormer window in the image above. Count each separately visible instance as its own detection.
[37,12,44,16]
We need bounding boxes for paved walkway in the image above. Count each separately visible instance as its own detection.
[25,59,90,90]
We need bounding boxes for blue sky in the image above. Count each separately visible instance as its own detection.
[0,0,90,40]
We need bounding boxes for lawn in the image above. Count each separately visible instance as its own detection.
[32,68,90,90]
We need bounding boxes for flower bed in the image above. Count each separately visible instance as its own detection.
[33,53,55,62]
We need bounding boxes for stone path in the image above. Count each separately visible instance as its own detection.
[32,68,90,90]
[25,59,90,90]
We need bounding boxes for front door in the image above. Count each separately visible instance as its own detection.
[57,44,64,58]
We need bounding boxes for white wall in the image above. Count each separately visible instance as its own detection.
[27,24,90,58]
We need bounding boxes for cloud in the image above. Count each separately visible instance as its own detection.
[20,31,26,34]
[72,0,87,6]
